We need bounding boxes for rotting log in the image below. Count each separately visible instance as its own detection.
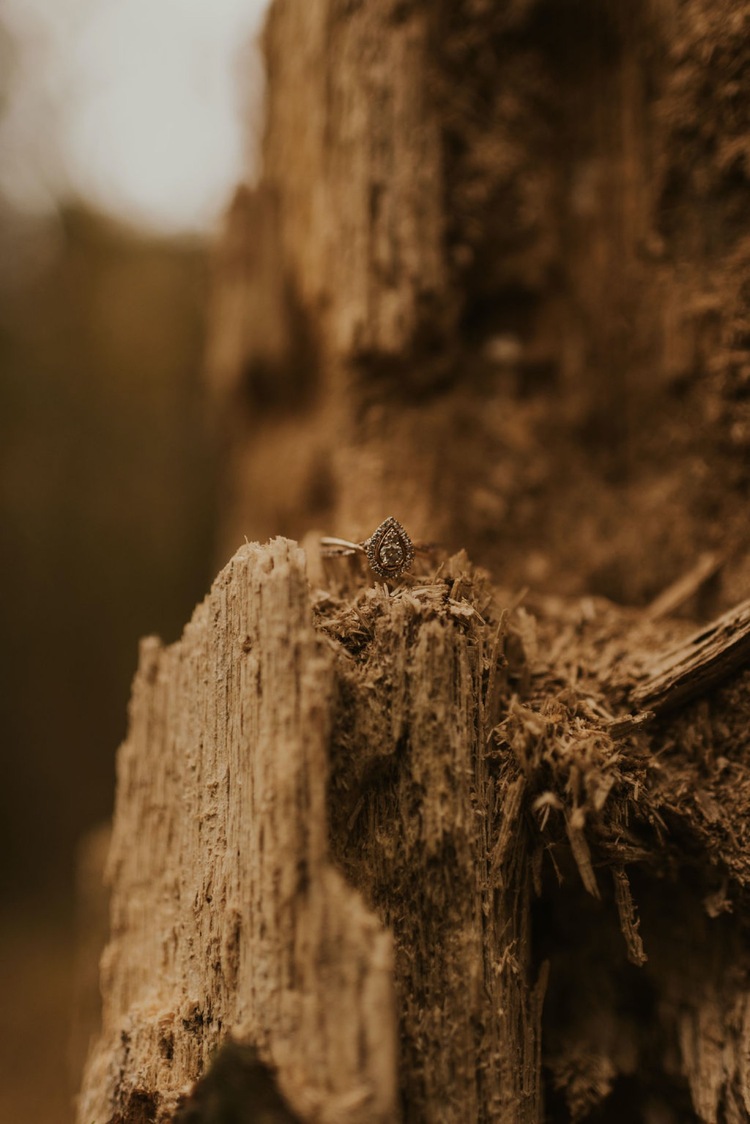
[78,538,750,1122]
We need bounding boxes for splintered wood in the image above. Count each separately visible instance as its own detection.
[79,540,750,1123]
[631,596,750,714]
[79,541,549,1124]
[318,577,546,1123]
[77,540,396,1124]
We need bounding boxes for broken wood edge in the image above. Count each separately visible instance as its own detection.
[76,538,399,1124]
[630,596,750,714]
[77,537,750,1122]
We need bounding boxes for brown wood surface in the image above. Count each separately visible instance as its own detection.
[78,0,750,1121]
[632,597,750,714]
[209,0,750,613]
[78,538,750,1123]
[78,541,396,1124]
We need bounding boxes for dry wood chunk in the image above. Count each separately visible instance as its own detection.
[77,539,397,1124]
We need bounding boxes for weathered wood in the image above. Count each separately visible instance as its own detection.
[261,0,446,362]
[78,537,555,1123]
[79,540,750,1123]
[174,1042,303,1124]
[77,540,397,1124]
[631,597,750,714]
[78,0,750,1120]
[210,0,750,610]
[317,560,547,1122]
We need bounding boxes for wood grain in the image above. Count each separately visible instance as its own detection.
[78,542,550,1122]
[77,539,750,1123]
[631,597,750,714]
[77,539,397,1124]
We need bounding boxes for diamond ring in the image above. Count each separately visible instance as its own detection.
[320,516,418,579]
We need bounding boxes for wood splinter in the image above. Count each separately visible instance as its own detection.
[631,597,750,715]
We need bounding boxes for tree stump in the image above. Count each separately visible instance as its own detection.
[80,0,750,1120]
[78,536,750,1122]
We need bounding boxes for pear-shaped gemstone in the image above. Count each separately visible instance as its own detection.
[378,529,406,570]
[366,517,415,578]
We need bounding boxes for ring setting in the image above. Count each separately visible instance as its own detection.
[320,516,417,579]
[363,516,415,578]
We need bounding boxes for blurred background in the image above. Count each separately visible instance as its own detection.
[0,1,268,1119]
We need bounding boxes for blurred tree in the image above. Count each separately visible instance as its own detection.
[0,205,215,903]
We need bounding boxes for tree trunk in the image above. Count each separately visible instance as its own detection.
[80,1,750,1121]
[208,0,750,611]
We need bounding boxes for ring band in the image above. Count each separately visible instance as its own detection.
[320,516,418,579]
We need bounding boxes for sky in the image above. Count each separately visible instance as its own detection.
[0,0,269,235]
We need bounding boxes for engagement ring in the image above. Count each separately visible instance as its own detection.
[320,516,420,579]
